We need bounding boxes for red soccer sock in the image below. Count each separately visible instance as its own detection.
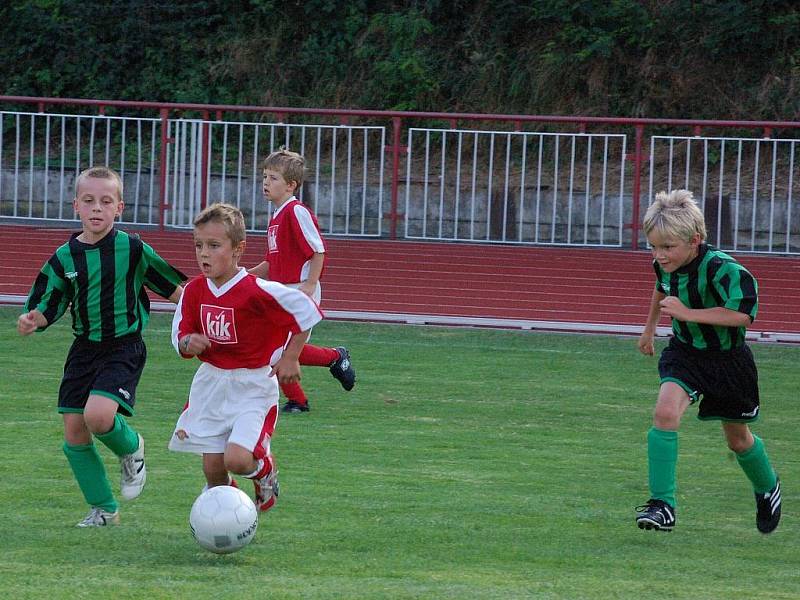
[280,380,308,405]
[299,344,339,366]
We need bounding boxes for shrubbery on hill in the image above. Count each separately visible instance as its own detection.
[2,0,798,120]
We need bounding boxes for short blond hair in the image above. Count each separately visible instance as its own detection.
[643,189,707,242]
[262,148,305,188]
[193,202,246,246]
[75,166,123,202]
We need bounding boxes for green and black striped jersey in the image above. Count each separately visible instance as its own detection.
[653,244,758,351]
[24,228,186,342]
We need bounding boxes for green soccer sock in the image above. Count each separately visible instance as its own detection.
[648,427,678,508]
[63,442,117,513]
[95,413,139,457]
[736,435,777,494]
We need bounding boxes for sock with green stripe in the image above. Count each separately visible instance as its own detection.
[736,435,777,494]
[95,413,139,457]
[647,427,678,508]
[63,442,117,513]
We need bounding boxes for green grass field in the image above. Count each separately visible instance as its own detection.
[1,306,798,599]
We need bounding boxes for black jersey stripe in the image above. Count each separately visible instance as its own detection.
[126,235,143,328]
[144,265,176,298]
[27,255,61,309]
[737,272,758,318]
[688,267,722,350]
[99,240,117,342]
[70,243,90,337]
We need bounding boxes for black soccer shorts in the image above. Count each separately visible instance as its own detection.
[658,336,760,422]
[58,334,146,417]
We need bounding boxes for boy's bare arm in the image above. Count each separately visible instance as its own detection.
[298,252,324,297]
[17,309,48,336]
[638,288,665,356]
[271,330,310,383]
[658,297,752,327]
[168,285,183,304]
[249,261,269,279]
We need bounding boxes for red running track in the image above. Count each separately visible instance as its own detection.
[2,224,799,340]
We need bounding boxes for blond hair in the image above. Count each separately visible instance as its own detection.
[75,166,123,202]
[193,202,246,246]
[643,189,707,242]
[262,148,305,188]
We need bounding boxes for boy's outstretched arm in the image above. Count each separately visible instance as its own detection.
[271,330,310,384]
[638,287,665,356]
[17,309,48,336]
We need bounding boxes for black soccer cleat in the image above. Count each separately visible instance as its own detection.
[755,477,781,534]
[635,498,676,532]
[281,400,310,414]
[329,346,356,391]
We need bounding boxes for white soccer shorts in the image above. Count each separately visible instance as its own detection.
[168,362,279,455]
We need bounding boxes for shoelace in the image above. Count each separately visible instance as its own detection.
[255,473,278,500]
[80,508,104,525]
[121,456,142,480]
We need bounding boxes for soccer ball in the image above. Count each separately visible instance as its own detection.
[189,485,259,554]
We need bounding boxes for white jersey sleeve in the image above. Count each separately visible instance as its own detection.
[293,204,325,253]
[255,278,323,332]
[171,290,187,354]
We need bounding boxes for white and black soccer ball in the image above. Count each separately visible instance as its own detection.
[189,485,258,554]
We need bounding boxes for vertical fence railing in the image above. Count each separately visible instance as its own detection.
[1,96,799,253]
[165,118,386,235]
[648,135,800,253]
[403,127,627,246]
[0,110,162,225]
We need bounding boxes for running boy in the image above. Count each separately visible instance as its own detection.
[17,166,185,527]
[250,148,355,413]
[635,189,781,534]
[170,203,322,511]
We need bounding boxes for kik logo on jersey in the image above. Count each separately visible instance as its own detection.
[200,304,238,344]
[267,225,279,253]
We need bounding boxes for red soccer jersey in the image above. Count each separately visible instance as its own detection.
[171,268,323,369]
[264,197,326,284]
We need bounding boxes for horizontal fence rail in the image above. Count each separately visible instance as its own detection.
[1,95,799,253]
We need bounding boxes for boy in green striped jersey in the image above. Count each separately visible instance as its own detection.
[17,166,186,527]
[635,189,781,534]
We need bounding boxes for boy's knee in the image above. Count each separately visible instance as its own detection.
[83,395,119,434]
[83,411,116,435]
[652,405,681,430]
[725,430,754,454]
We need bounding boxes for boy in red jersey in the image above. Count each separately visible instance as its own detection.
[170,203,322,511]
[250,148,356,413]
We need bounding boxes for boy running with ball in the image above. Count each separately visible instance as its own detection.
[170,203,322,511]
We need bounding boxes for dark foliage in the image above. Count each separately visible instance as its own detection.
[2,0,798,119]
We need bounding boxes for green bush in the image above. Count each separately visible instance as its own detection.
[1,0,798,120]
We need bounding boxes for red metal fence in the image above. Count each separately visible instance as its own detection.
[2,95,799,251]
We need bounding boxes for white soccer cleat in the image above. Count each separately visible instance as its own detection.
[120,433,146,500]
[253,469,279,512]
[76,507,120,528]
